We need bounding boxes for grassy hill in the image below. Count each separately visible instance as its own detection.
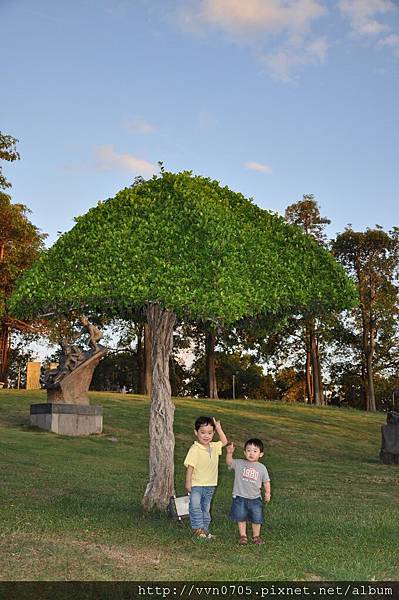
[0,389,398,581]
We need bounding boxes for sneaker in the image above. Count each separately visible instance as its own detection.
[193,528,207,538]
[252,536,264,545]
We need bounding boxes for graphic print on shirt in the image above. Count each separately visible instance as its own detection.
[241,466,259,482]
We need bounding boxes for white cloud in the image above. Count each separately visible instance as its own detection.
[308,36,328,60]
[379,33,399,57]
[180,0,399,80]
[378,33,399,47]
[338,0,395,37]
[338,0,399,58]
[192,0,326,38]
[95,146,156,175]
[262,36,327,82]
[245,161,273,174]
[180,0,328,81]
[124,117,156,134]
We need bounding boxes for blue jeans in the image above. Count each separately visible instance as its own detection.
[189,486,216,532]
[229,496,263,524]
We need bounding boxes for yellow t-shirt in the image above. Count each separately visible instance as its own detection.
[184,440,223,486]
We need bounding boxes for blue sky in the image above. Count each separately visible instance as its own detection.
[2,0,399,246]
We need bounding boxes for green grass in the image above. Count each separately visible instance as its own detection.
[0,389,398,581]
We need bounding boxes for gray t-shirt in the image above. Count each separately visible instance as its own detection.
[229,459,270,499]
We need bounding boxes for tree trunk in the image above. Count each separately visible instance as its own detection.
[316,339,324,405]
[206,330,218,399]
[144,323,152,397]
[136,325,145,395]
[310,325,321,406]
[142,304,176,512]
[360,308,377,411]
[0,321,10,386]
[366,353,376,412]
[360,355,367,408]
[365,322,376,412]
[305,325,312,404]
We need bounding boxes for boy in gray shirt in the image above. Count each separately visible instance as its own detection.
[226,438,271,545]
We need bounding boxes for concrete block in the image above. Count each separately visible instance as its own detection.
[30,403,103,436]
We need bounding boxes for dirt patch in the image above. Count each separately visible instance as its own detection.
[365,475,399,484]
[303,572,323,581]
[0,532,205,580]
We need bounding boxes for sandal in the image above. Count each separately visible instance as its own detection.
[252,536,264,545]
[239,535,248,545]
[193,528,207,538]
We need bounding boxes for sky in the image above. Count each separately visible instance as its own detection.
[2,0,399,246]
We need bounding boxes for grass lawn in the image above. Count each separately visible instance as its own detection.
[0,389,398,581]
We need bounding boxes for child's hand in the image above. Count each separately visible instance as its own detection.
[213,417,222,430]
[213,417,228,447]
[264,495,271,503]
[226,442,235,454]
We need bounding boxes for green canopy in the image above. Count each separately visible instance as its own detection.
[10,171,356,322]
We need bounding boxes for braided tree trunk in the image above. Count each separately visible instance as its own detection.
[142,304,176,511]
[144,323,152,397]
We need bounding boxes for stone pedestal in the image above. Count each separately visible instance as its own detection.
[30,403,103,436]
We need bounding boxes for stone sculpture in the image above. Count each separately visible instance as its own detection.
[30,317,107,435]
[380,411,399,465]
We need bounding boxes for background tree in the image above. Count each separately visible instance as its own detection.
[0,132,19,192]
[90,350,138,391]
[275,367,306,403]
[90,343,188,395]
[332,227,399,411]
[7,332,37,388]
[106,319,151,395]
[186,322,220,399]
[189,349,277,399]
[285,194,330,241]
[284,195,331,404]
[0,133,46,385]
[10,171,356,510]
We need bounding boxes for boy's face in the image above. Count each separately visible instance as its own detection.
[244,444,264,462]
[195,424,215,446]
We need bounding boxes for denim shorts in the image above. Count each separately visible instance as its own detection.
[229,495,263,524]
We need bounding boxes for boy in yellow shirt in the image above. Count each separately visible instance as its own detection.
[184,416,228,538]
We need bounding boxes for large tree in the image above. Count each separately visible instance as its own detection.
[0,133,46,384]
[332,226,399,411]
[10,171,355,509]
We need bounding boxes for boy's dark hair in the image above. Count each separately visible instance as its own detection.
[195,416,214,431]
[244,438,264,452]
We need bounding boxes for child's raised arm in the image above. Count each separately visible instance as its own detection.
[226,442,235,466]
[213,417,228,446]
